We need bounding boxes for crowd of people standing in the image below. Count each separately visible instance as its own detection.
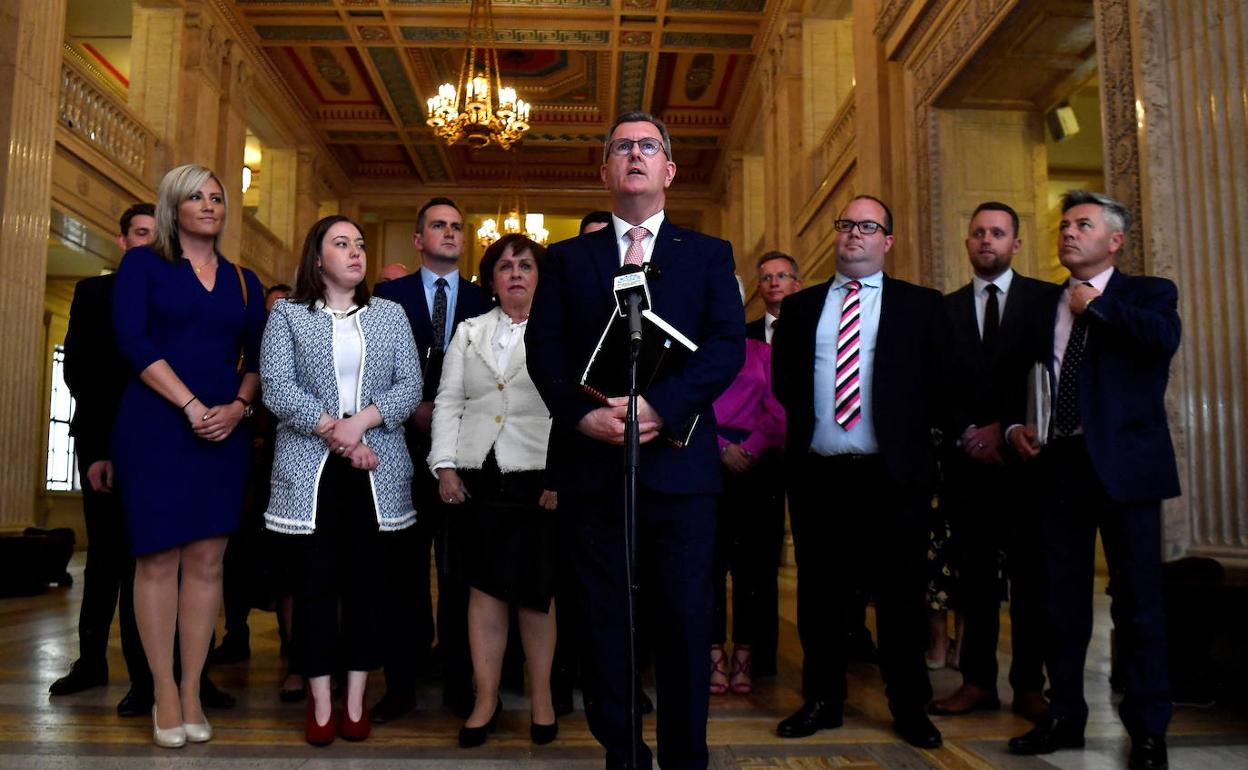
[51,110,1179,770]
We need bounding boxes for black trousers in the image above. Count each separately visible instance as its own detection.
[789,453,932,715]
[564,488,716,770]
[382,436,471,700]
[1036,437,1171,737]
[712,451,785,661]
[293,455,386,677]
[76,455,146,685]
[942,455,1047,695]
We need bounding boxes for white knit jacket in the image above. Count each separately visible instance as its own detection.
[428,306,551,475]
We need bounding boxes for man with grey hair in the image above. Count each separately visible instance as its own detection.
[1005,189,1179,770]
[527,110,744,770]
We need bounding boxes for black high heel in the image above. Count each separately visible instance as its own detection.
[530,718,559,745]
[458,698,502,748]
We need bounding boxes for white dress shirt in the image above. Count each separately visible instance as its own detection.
[811,271,883,456]
[1054,265,1115,387]
[972,267,1015,339]
[611,210,665,266]
[764,312,779,344]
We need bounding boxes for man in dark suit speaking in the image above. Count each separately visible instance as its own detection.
[1006,190,1179,770]
[771,195,946,749]
[526,112,744,770]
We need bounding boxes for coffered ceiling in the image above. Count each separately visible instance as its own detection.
[226,0,782,192]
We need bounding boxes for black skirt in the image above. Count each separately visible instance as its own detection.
[455,451,556,612]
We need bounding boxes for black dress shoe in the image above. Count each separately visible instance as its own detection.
[530,719,559,745]
[1008,718,1086,755]
[1129,735,1168,770]
[208,633,251,665]
[639,690,654,716]
[49,660,108,696]
[116,687,154,717]
[280,686,306,704]
[776,700,843,738]
[201,678,236,709]
[458,699,502,748]
[893,713,943,749]
[371,690,416,723]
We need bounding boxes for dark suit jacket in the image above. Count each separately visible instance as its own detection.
[64,273,130,465]
[772,274,949,490]
[525,219,745,496]
[944,272,1057,432]
[746,316,767,343]
[1010,269,1181,503]
[373,270,491,402]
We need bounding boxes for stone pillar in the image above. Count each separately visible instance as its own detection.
[0,0,69,529]
[258,147,297,249]
[215,42,248,261]
[294,149,321,246]
[130,0,185,153]
[801,17,854,153]
[1134,0,1248,563]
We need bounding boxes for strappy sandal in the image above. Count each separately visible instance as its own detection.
[729,644,753,695]
[709,645,729,695]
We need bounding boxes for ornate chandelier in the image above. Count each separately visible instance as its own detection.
[426,0,531,150]
[477,209,549,248]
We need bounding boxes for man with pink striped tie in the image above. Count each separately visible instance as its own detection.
[772,195,950,749]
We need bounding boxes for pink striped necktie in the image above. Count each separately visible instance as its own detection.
[834,279,863,431]
[624,226,648,266]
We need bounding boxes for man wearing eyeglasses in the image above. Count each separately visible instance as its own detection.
[771,195,948,748]
[527,111,744,770]
[751,251,802,344]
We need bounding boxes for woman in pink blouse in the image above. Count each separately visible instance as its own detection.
[709,336,786,694]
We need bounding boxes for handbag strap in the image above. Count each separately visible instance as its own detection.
[234,262,247,308]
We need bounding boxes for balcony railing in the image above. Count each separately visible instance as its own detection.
[241,212,292,287]
[58,50,157,184]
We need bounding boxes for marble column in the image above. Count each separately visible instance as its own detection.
[0,0,69,529]
[130,0,185,152]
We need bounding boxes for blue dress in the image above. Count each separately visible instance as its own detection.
[111,247,267,556]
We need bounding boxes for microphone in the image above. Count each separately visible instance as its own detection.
[613,264,650,347]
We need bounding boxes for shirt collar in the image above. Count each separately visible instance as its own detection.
[420,265,458,291]
[611,210,666,242]
[1068,265,1115,293]
[972,267,1015,296]
[832,270,884,290]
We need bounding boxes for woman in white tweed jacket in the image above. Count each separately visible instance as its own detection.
[261,215,419,745]
[429,233,560,748]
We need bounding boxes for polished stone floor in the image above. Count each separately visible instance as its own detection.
[5,554,1247,768]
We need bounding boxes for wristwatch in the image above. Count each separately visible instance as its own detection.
[234,395,254,418]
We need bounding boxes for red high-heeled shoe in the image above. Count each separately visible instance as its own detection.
[340,699,371,741]
[305,687,336,746]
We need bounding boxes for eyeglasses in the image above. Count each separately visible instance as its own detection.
[608,138,666,157]
[760,271,797,283]
[833,219,890,236]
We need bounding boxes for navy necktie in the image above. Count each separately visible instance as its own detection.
[431,277,448,352]
[1053,283,1093,437]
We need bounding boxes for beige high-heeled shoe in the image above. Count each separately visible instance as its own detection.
[152,705,186,748]
[183,715,213,743]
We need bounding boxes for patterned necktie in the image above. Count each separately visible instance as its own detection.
[1053,283,1092,436]
[982,283,1000,350]
[431,277,448,352]
[624,226,648,266]
[834,280,863,431]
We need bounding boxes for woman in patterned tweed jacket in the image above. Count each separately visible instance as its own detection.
[260,215,420,745]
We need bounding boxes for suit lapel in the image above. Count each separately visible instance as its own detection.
[590,224,620,299]
[956,285,980,345]
[468,310,505,381]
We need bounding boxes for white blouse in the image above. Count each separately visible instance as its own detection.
[325,305,363,417]
[490,314,528,371]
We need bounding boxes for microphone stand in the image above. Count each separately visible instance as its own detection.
[623,292,643,770]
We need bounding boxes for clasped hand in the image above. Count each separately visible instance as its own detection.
[577,396,663,445]
[186,400,244,442]
[315,413,378,470]
[961,422,1005,465]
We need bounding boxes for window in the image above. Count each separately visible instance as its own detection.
[46,344,78,491]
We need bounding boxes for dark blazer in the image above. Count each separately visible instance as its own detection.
[1011,269,1181,503]
[525,219,745,496]
[944,272,1057,432]
[374,270,491,402]
[772,274,949,490]
[746,316,767,343]
[64,273,129,465]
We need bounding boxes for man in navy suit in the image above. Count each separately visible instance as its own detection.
[1006,190,1179,770]
[929,202,1052,722]
[372,197,492,721]
[526,112,744,770]
[771,195,946,749]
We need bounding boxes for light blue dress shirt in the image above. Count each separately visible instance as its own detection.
[420,266,461,351]
[811,271,883,456]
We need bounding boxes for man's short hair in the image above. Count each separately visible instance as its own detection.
[119,202,155,237]
[603,111,673,164]
[1060,189,1131,235]
[580,210,613,234]
[756,250,799,278]
[416,197,461,231]
[847,194,893,235]
[970,201,1020,236]
[265,283,292,298]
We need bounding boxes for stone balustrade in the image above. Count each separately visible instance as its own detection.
[57,51,157,185]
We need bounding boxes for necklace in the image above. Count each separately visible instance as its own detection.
[189,257,216,274]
